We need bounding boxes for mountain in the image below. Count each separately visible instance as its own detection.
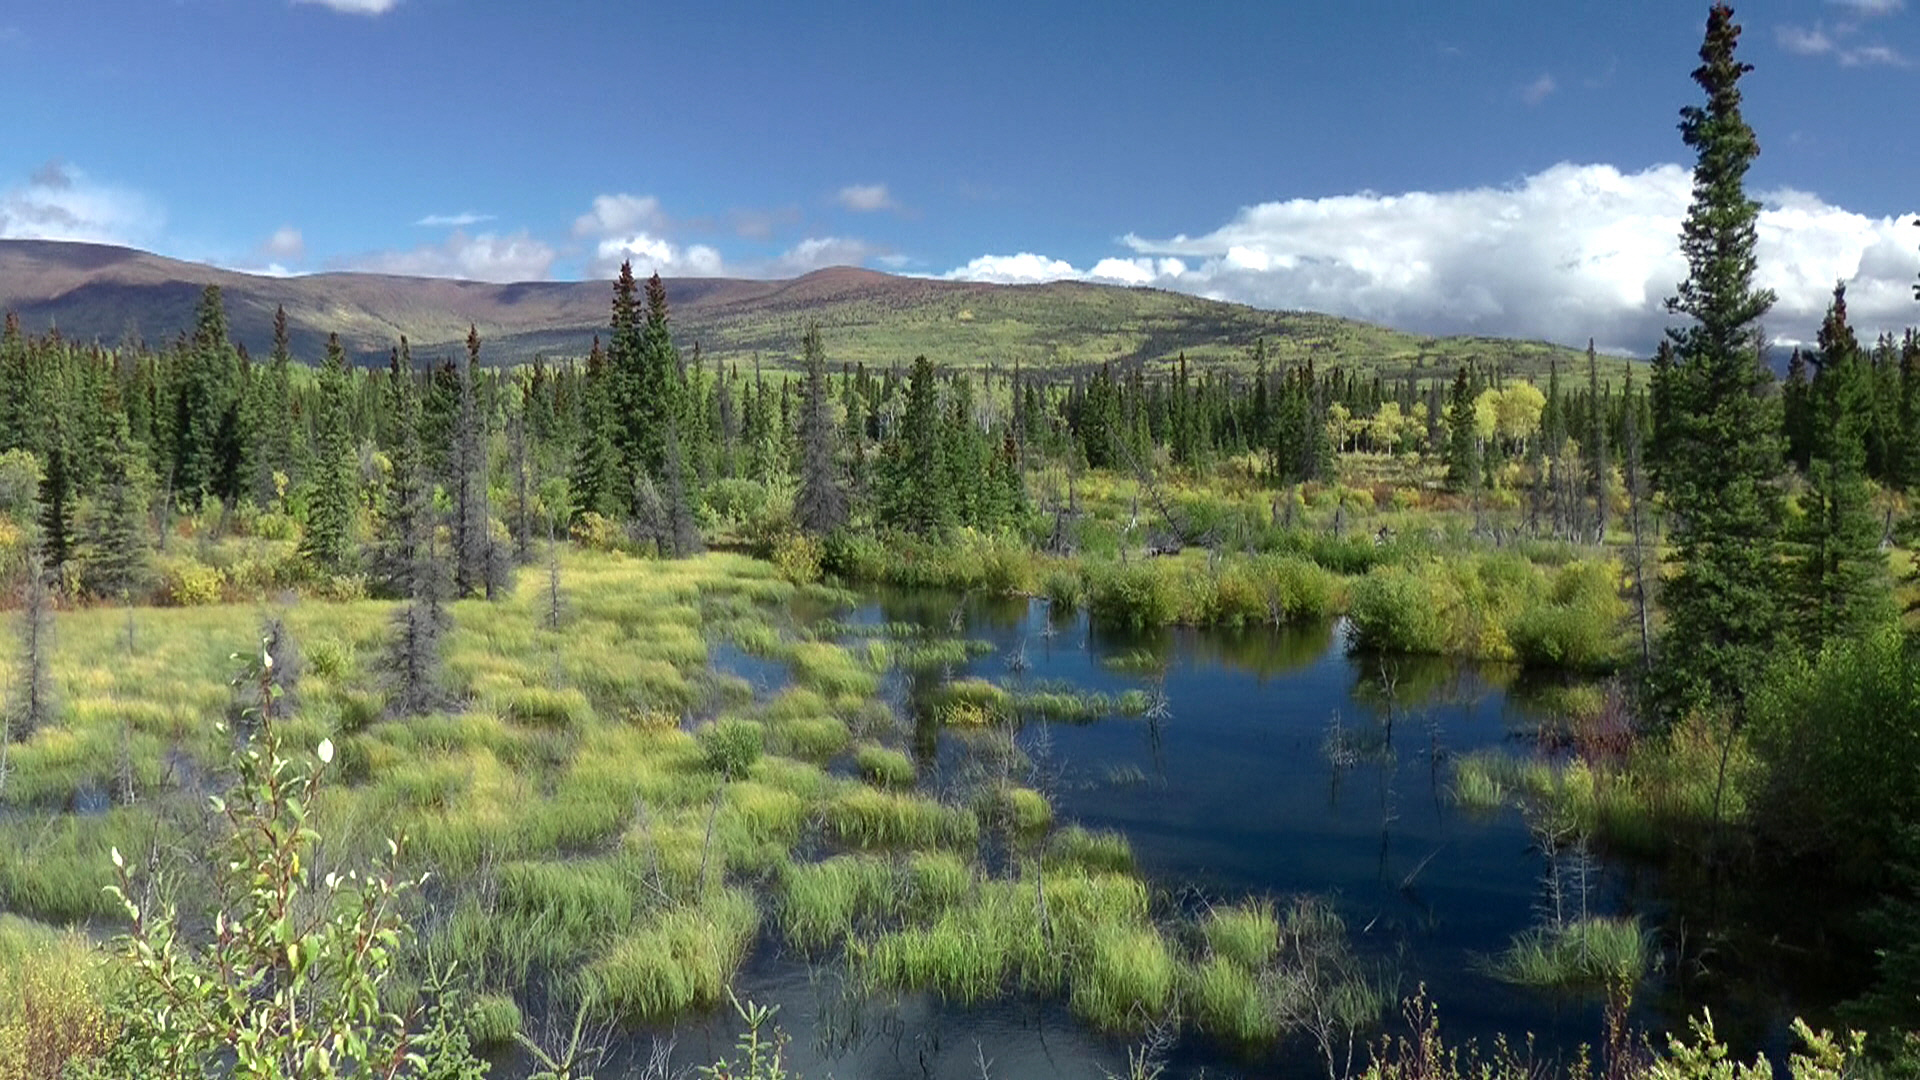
[0,239,1594,379]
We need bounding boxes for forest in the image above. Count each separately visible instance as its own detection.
[2,5,1920,1080]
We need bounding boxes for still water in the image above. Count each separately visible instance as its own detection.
[581,591,1814,1080]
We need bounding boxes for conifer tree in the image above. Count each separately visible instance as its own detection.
[569,336,621,521]
[881,356,951,535]
[1586,341,1609,541]
[171,285,239,509]
[81,420,152,600]
[1782,348,1814,472]
[1444,366,1479,492]
[1790,284,1890,647]
[299,334,356,574]
[37,432,74,577]
[8,549,56,750]
[1652,4,1785,716]
[794,321,847,536]
[374,343,428,597]
[450,326,498,597]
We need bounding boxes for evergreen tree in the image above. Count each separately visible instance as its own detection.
[80,420,152,600]
[37,432,74,576]
[171,285,239,508]
[5,551,56,767]
[450,326,497,597]
[1444,366,1479,492]
[1652,4,1785,716]
[569,336,622,521]
[794,321,847,536]
[1782,348,1814,472]
[374,343,428,597]
[1790,284,1891,647]
[881,356,951,535]
[1585,340,1610,541]
[299,334,357,574]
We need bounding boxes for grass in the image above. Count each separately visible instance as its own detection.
[1481,916,1650,989]
[579,888,761,1021]
[853,743,917,790]
[1046,825,1135,874]
[1202,900,1280,969]
[465,993,523,1048]
[822,786,980,851]
[778,855,896,953]
[1185,954,1279,1043]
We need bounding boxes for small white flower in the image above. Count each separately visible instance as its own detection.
[263,651,274,672]
[110,846,124,870]
[317,738,334,764]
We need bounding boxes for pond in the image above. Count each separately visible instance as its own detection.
[570,589,1822,1080]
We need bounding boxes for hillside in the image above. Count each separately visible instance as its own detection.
[0,239,1597,380]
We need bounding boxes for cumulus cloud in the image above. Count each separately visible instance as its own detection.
[943,252,1082,284]
[350,230,555,282]
[1520,74,1557,105]
[294,0,399,14]
[946,162,1920,354]
[573,193,666,238]
[416,211,493,228]
[0,160,162,245]
[588,233,725,278]
[836,184,897,212]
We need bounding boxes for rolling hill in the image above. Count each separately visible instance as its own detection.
[0,239,1596,380]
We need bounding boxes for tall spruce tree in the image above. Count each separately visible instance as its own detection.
[1585,340,1610,541]
[1652,4,1785,716]
[81,420,152,600]
[450,326,496,597]
[37,431,74,577]
[300,334,357,574]
[1791,284,1890,647]
[794,321,847,536]
[881,356,951,535]
[569,336,621,521]
[1444,366,1479,492]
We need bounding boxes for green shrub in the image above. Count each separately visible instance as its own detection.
[700,717,764,777]
[465,992,522,1048]
[1347,566,1450,654]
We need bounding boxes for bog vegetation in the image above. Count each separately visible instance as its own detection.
[2,4,1920,1079]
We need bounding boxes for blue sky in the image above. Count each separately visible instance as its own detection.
[0,0,1915,352]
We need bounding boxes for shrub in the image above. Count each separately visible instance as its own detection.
[1086,561,1180,629]
[155,555,225,606]
[700,717,764,777]
[1347,566,1449,654]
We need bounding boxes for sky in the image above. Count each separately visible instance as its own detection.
[0,0,1915,354]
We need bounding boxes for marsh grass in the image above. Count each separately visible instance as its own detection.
[1481,916,1650,989]
[1202,900,1280,969]
[853,743,917,790]
[579,888,761,1021]
[778,855,896,953]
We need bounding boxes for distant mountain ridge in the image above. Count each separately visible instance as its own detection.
[0,239,1592,379]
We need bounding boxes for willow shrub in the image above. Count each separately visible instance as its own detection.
[1749,624,1920,871]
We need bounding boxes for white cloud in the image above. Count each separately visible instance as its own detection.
[262,226,304,260]
[351,230,555,282]
[572,193,665,238]
[589,233,725,278]
[1778,22,1908,65]
[943,252,1083,284]
[0,160,162,245]
[943,162,1918,354]
[1829,0,1902,15]
[766,236,875,276]
[836,183,897,212]
[294,0,399,14]
[416,211,493,228]
[1520,74,1557,105]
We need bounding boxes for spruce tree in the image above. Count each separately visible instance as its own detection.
[569,336,621,521]
[450,326,498,597]
[882,356,951,535]
[374,343,428,597]
[300,334,357,574]
[1652,4,1785,716]
[794,321,847,536]
[1444,366,1479,492]
[81,420,152,600]
[37,432,74,577]
[4,550,56,789]
[1782,348,1814,472]
[1585,341,1609,542]
[1790,284,1891,647]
